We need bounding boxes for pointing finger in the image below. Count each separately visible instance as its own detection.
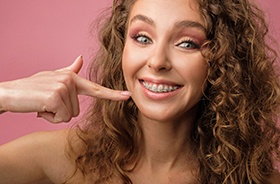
[75,75,131,101]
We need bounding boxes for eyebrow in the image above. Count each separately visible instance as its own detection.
[130,14,155,27]
[129,14,206,32]
[174,20,206,32]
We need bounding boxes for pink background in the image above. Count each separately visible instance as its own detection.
[0,0,279,145]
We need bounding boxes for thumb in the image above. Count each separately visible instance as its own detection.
[57,55,83,74]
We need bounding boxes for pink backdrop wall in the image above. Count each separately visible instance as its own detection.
[0,0,112,144]
[0,0,279,145]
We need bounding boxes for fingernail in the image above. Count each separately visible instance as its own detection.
[120,91,132,96]
[76,55,82,60]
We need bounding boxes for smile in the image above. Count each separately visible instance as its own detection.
[141,80,181,93]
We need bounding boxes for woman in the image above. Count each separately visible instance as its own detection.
[0,0,279,183]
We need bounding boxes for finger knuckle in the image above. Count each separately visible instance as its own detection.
[43,94,61,112]
[59,71,75,85]
[46,90,59,101]
[89,83,102,95]
[53,117,64,124]
[61,114,72,123]
[64,116,72,123]
[53,83,69,96]
[73,108,80,117]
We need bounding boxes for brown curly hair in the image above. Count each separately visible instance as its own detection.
[67,0,280,183]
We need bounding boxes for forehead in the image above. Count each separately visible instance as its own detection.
[128,0,205,26]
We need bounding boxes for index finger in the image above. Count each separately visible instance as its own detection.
[75,75,131,101]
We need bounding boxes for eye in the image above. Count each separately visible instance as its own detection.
[132,34,152,45]
[176,39,201,50]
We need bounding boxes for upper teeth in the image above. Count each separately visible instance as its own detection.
[142,81,179,93]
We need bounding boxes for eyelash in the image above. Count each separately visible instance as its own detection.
[175,39,201,50]
[132,33,152,45]
[132,33,201,50]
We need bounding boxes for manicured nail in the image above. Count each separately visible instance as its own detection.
[120,91,132,96]
[76,55,82,60]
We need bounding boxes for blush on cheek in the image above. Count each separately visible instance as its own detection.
[123,40,150,64]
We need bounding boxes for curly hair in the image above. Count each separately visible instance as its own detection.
[196,0,280,183]
[67,0,280,183]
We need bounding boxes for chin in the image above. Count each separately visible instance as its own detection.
[137,103,199,124]
[138,109,183,123]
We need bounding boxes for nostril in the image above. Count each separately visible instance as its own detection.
[147,59,172,71]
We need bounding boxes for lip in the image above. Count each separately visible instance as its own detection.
[138,78,183,100]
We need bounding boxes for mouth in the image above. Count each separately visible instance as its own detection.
[140,80,182,93]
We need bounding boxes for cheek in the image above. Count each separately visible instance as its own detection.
[175,55,208,86]
[190,62,208,88]
[122,46,130,87]
[122,44,142,90]
[122,42,149,78]
[122,45,132,76]
[122,45,137,74]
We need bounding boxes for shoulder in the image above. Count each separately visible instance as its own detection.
[0,129,79,183]
[30,129,85,183]
[1,129,71,158]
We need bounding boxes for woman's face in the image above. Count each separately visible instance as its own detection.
[122,0,208,122]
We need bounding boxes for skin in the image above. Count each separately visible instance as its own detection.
[122,0,207,183]
[0,0,279,183]
[0,56,131,123]
[0,56,130,184]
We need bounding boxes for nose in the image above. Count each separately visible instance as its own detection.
[147,42,172,72]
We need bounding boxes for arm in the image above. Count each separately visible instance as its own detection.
[0,56,131,183]
[0,56,130,123]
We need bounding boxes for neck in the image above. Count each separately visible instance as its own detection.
[137,105,198,171]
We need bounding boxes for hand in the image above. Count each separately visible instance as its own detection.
[0,56,131,123]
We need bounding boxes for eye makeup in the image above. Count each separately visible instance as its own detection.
[132,33,153,45]
[175,38,201,50]
[127,16,206,51]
